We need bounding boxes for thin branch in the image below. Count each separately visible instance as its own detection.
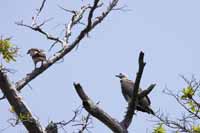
[164,89,200,119]
[16,21,62,44]
[154,112,193,133]
[91,0,119,29]
[113,5,131,12]
[32,0,47,26]
[58,5,76,14]
[121,51,146,129]
[37,0,47,15]
[64,5,90,43]
[78,113,92,133]
[56,108,80,127]
[73,83,126,133]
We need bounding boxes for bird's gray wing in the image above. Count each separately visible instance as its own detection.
[120,79,134,102]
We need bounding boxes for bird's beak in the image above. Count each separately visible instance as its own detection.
[115,74,120,78]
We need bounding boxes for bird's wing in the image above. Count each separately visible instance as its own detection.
[121,79,134,101]
[32,52,46,61]
[138,87,151,105]
[136,104,154,115]
[145,96,151,105]
[120,79,152,104]
[37,52,46,58]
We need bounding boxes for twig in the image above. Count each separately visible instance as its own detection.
[37,0,47,15]
[32,0,47,26]
[16,21,62,44]
[113,5,132,12]
[78,113,92,133]
[58,5,76,14]
[64,5,90,43]
[154,112,192,133]
[164,89,200,119]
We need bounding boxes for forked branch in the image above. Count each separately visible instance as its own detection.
[121,51,146,129]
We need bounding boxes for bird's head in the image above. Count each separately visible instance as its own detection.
[115,73,127,79]
[27,48,44,57]
[27,48,38,56]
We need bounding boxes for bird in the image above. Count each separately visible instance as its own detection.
[116,73,155,115]
[27,48,47,68]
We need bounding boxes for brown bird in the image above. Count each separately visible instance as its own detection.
[116,73,155,115]
[27,48,47,68]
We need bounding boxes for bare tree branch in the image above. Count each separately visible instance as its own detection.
[154,112,193,133]
[91,0,119,29]
[32,0,47,26]
[78,113,92,133]
[63,5,90,43]
[73,83,126,133]
[37,0,47,15]
[0,70,43,132]
[121,51,146,129]
[16,21,63,44]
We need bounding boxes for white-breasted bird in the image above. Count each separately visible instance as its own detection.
[116,73,154,115]
[27,48,47,68]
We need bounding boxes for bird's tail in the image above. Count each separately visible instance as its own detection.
[137,105,155,115]
[148,107,155,115]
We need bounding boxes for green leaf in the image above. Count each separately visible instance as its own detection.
[181,86,194,99]
[0,37,18,63]
[193,125,200,133]
[187,101,196,112]
[153,124,166,133]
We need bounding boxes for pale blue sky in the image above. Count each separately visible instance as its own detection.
[1,0,200,132]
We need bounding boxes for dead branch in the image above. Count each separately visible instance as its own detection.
[37,0,47,16]
[91,0,119,29]
[121,51,146,129]
[73,51,154,132]
[16,21,62,44]
[64,5,90,43]
[78,113,92,133]
[73,83,126,133]
[32,0,47,26]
